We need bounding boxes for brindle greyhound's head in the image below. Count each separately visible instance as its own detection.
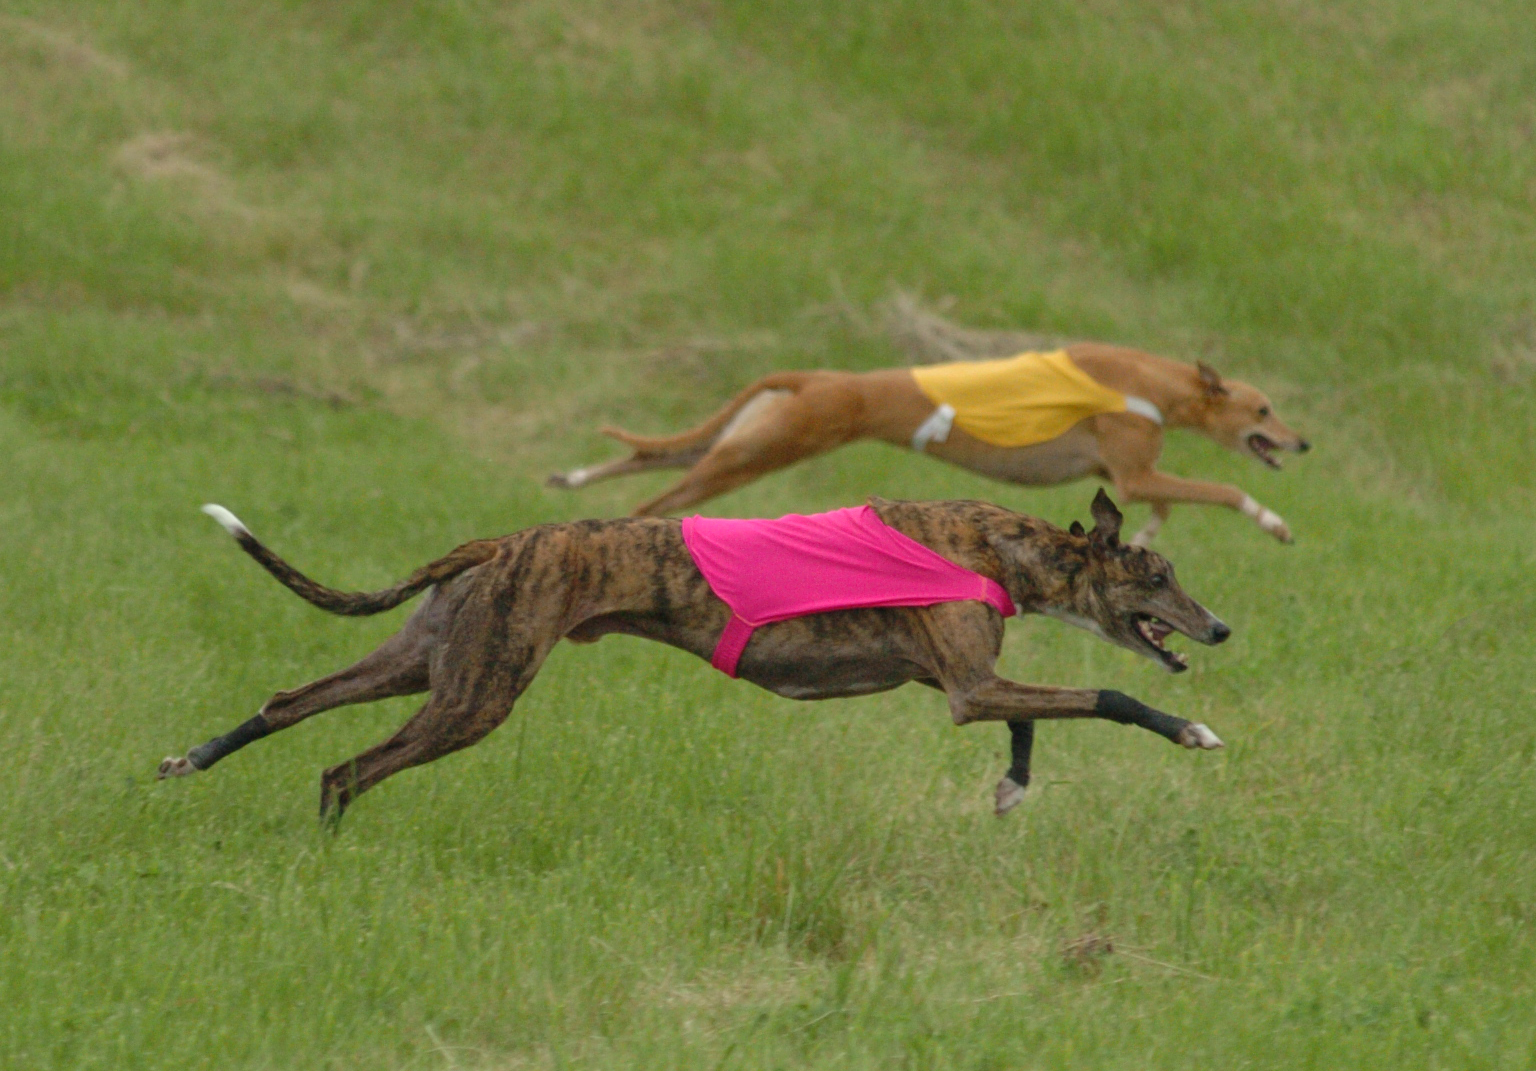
[994,490,1230,673]
[1189,361,1310,470]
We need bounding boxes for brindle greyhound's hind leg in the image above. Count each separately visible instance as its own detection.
[156,602,441,781]
[317,597,559,822]
[994,721,1035,816]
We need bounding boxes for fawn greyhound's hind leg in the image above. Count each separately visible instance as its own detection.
[632,388,857,515]
[546,449,699,491]
[157,596,446,780]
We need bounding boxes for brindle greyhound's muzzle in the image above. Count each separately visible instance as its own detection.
[1128,609,1230,672]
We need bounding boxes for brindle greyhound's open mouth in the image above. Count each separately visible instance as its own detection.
[1247,433,1283,470]
[1135,614,1189,672]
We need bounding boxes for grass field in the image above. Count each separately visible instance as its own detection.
[2,1,1534,1067]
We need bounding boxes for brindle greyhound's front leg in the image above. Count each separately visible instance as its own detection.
[996,721,1035,817]
[942,671,1223,815]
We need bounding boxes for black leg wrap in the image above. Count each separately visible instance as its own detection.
[1007,720,1035,787]
[1095,690,1189,743]
[187,714,272,770]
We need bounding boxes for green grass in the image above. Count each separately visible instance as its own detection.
[2,1,1534,1067]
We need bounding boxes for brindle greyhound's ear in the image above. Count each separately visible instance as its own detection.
[1197,360,1229,398]
[1088,488,1123,548]
[1069,520,1086,538]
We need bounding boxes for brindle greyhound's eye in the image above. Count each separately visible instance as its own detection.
[1258,406,1271,417]
[1150,573,1167,588]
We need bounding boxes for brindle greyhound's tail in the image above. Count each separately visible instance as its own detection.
[599,371,814,455]
[200,505,500,616]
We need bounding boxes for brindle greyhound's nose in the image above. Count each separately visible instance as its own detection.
[1296,439,1311,453]
[1210,621,1231,644]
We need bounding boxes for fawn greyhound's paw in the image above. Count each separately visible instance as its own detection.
[1241,495,1293,543]
[1177,724,1224,750]
[994,776,1028,816]
[157,755,197,779]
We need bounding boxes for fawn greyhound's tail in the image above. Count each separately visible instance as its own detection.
[201,505,500,616]
[599,372,815,456]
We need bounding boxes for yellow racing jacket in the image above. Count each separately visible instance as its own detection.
[908,349,1158,449]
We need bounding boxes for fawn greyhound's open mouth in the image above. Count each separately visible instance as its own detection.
[1247,432,1283,469]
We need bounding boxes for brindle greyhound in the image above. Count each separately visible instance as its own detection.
[158,491,1228,820]
[548,345,1309,546]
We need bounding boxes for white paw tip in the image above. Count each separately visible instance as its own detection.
[157,756,196,779]
[1187,724,1224,750]
[994,777,1027,816]
[201,504,249,538]
[565,468,589,488]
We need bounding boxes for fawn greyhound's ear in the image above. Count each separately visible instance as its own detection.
[1196,360,1229,398]
[1088,488,1123,548]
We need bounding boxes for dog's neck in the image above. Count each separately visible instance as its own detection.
[869,499,1089,618]
[1158,390,1222,432]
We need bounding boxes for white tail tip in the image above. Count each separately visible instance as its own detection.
[201,504,250,538]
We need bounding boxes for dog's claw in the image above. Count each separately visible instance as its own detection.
[1178,724,1224,750]
[157,755,197,779]
[994,776,1028,816]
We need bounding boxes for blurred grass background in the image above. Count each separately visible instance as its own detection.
[1,1,1533,1067]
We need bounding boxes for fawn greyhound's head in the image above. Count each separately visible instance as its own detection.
[1189,361,1310,470]
[1002,490,1230,673]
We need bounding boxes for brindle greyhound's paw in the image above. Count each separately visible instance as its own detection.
[157,755,196,779]
[1177,724,1224,750]
[994,776,1028,816]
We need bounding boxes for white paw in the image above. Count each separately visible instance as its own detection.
[1241,496,1292,543]
[994,776,1027,816]
[1180,724,1224,750]
[157,756,197,779]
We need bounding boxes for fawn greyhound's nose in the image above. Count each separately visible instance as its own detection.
[1296,439,1311,453]
[1210,622,1231,644]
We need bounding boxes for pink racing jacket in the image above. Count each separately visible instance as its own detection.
[680,506,1016,677]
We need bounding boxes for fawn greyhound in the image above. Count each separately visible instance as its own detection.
[549,344,1309,546]
[158,491,1228,820]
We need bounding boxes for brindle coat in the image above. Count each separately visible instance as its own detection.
[159,491,1229,820]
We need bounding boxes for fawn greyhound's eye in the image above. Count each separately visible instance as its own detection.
[1258,405,1271,417]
